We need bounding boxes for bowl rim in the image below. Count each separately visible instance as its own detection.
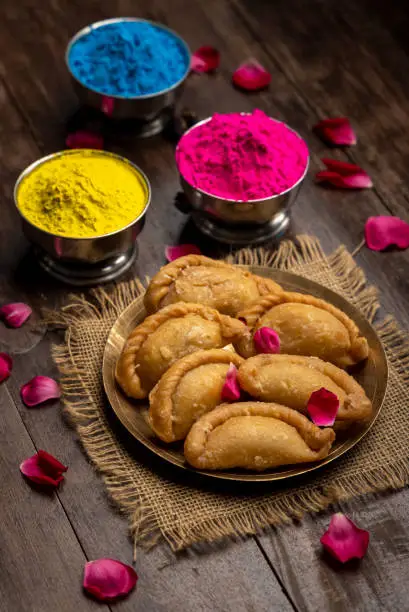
[14,149,152,241]
[175,113,310,203]
[65,17,192,101]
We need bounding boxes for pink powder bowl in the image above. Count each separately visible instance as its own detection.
[175,110,309,202]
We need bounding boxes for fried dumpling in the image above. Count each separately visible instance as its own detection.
[235,292,369,367]
[149,349,244,442]
[144,254,282,316]
[115,303,247,399]
[238,354,372,424]
[184,402,335,471]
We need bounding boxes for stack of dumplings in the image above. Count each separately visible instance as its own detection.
[115,255,371,472]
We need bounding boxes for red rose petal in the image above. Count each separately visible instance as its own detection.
[101,96,115,116]
[221,363,241,402]
[307,387,339,426]
[20,376,61,407]
[314,117,357,146]
[365,216,409,251]
[0,302,32,328]
[232,59,271,91]
[316,158,373,189]
[65,130,104,150]
[253,327,280,354]
[191,46,220,73]
[20,449,68,487]
[83,559,138,602]
[0,352,12,383]
[321,513,369,563]
[165,244,202,262]
[321,158,365,175]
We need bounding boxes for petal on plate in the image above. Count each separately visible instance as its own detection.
[314,117,357,146]
[253,327,280,354]
[65,130,104,150]
[0,302,32,328]
[0,352,12,383]
[21,376,61,407]
[191,46,220,73]
[221,363,241,402]
[321,513,370,563]
[20,449,68,487]
[365,216,409,251]
[307,387,339,426]
[232,59,271,91]
[83,559,138,602]
[165,244,202,262]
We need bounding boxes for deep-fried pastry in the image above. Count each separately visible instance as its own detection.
[149,349,244,442]
[115,303,247,399]
[144,255,282,316]
[238,354,372,424]
[184,402,335,471]
[235,292,369,367]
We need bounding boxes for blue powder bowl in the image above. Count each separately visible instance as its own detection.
[66,18,191,122]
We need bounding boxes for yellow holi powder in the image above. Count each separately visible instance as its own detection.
[17,150,148,238]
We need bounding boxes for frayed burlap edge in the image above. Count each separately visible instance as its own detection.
[47,235,409,551]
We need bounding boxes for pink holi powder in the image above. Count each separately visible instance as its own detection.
[176,110,309,201]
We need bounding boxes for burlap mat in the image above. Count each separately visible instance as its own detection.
[49,236,409,551]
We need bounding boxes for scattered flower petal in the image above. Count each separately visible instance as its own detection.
[253,327,280,354]
[221,363,241,402]
[0,353,12,383]
[21,376,61,407]
[65,130,104,150]
[314,117,357,146]
[365,216,409,251]
[20,450,68,487]
[101,96,115,116]
[83,559,138,602]
[191,46,220,73]
[321,513,369,563]
[0,302,32,328]
[232,59,271,91]
[316,158,373,189]
[307,388,339,426]
[165,244,202,262]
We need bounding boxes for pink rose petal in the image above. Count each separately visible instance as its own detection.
[20,449,68,487]
[20,376,61,407]
[232,59,271,91]
[321,513,369,563]
[0,352,12,383]
[0,302,32,328]
[65,130,104,150]
[101,96,115,116]
[83,559,138,602]
[307,387,339,426]
[316,159,372,189]
[165,244,202,262]
[365,216,409,251]
[221,363,241,402]
[253,327,280,354]
[191,46,220,73]
[314,117,357,146]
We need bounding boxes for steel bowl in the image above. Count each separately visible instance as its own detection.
[176,116,309,244]
[65,18,191,121]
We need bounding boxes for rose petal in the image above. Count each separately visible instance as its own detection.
[20,376,61,407]
[0,352,12,383]
[314,117,357,146]
[307,387,339,426]
[191,46,220,73]
[316,159,373,189]
[20,449,68,487]
[83,559,138,602]
[0,302,32,328]
[365,216,409,251]
[101,96,115,116]
[221,363,241,402]
[321,158,367,175]
[232,59,271,91]
[165,244,202,262]
[253,327,280,354]
[65,130,104,150]
[321,513,369,563]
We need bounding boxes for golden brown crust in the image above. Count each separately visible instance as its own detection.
[149,349,244,442]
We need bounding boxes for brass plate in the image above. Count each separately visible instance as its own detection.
[102,267,388,483]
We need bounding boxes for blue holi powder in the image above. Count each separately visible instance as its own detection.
[68,21,190,97]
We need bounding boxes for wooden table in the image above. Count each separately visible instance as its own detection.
[1,1,408,610]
